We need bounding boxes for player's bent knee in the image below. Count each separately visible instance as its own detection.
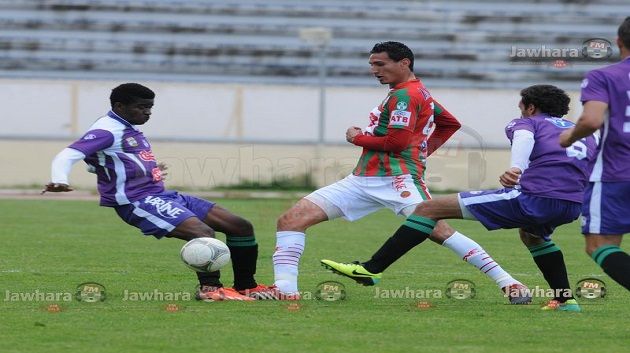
[230,218,254,236]
[170,217,215,240]
[519,229,543,247]
[413,202,428,216]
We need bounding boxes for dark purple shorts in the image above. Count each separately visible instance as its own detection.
[582,181,630,235]
[114,190,215,238]
[458,188,581,240]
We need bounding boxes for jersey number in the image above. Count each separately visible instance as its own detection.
[422,102,435,135]
[565,140,588,160]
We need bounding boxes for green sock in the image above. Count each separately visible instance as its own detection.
[363,215,435,273]
[528,241,573,302]
[591,245,630,290]
[226,235,258,290]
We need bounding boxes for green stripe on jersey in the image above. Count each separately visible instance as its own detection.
[388,152,402,175]
[358,150,376,174]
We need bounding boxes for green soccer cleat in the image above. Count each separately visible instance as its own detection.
[320,259,382,286]
[541,299,581,312]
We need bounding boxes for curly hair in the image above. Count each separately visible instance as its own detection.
[520,84,570,117]
[371,41,414,71]
[110,83,155,107]
[619,16,630,50]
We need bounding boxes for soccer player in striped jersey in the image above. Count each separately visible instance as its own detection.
[43,83,272,301]
[325,84,597,311]
[271,41,530,303]
[560,17,630,291]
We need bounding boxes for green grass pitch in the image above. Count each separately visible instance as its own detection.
[1,198,628,353]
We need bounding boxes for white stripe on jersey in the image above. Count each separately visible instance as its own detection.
[106,123,129,205]
[589,115,609,182]
[131,201,176,232]
[588,181,602,234]
[96,151,110,181]
[105,150,129,205]
[125,153,147,175]
[460,189,522,206]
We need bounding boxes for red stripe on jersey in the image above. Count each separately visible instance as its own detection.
[365,154,381,176]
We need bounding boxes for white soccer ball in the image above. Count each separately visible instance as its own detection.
[180,238,231,272]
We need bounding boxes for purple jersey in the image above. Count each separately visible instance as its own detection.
[580,56,630,182]
[505,114,597,203]
[68,111,164,206]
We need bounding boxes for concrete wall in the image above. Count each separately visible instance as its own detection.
[0,79,583,190]
[2,140,508,191]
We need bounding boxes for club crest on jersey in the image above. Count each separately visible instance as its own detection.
[545,117,574,129]
[126,137,139,147]
[389,110,411,127]
[396,101,408,110]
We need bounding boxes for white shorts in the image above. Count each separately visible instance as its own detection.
[305,174,431,221]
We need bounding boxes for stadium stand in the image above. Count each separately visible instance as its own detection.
[0,0,626,88]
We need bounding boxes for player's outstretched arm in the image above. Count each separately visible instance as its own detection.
[42,183,74,193]
[350,128,412,153]
[427,100,462,156]
[559,101,607,147]
[43,147,86,194]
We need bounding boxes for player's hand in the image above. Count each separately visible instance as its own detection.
[346,126,363,143]
[157,162,169,180]
[499,167,522,188]
[41,183,74,194]
[558,128,575,148]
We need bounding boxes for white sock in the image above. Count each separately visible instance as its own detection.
[273,231,305,293]
[442,231,520,289]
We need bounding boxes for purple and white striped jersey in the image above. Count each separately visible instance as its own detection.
[580,56,630,182]
[68,111,164,206]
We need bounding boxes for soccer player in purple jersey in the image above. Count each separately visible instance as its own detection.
[560,17,630,291]
[324,85,597,311]
[43,83,276,301]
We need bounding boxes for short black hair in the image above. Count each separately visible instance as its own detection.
[618,17,630,50]
[520,84,570,117]
[110,83,155,107]
[371,41,414,71]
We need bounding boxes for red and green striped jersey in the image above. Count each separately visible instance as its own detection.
[352,79,435,181]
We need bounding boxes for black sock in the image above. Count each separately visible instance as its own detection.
[196,271,222,288]
[592,245,630,291]
[528,241,573,302]
[226,235,258,290]
[363,215,435,274]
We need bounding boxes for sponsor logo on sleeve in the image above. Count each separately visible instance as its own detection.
[389,110,412,127]
[83,134,97,140]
